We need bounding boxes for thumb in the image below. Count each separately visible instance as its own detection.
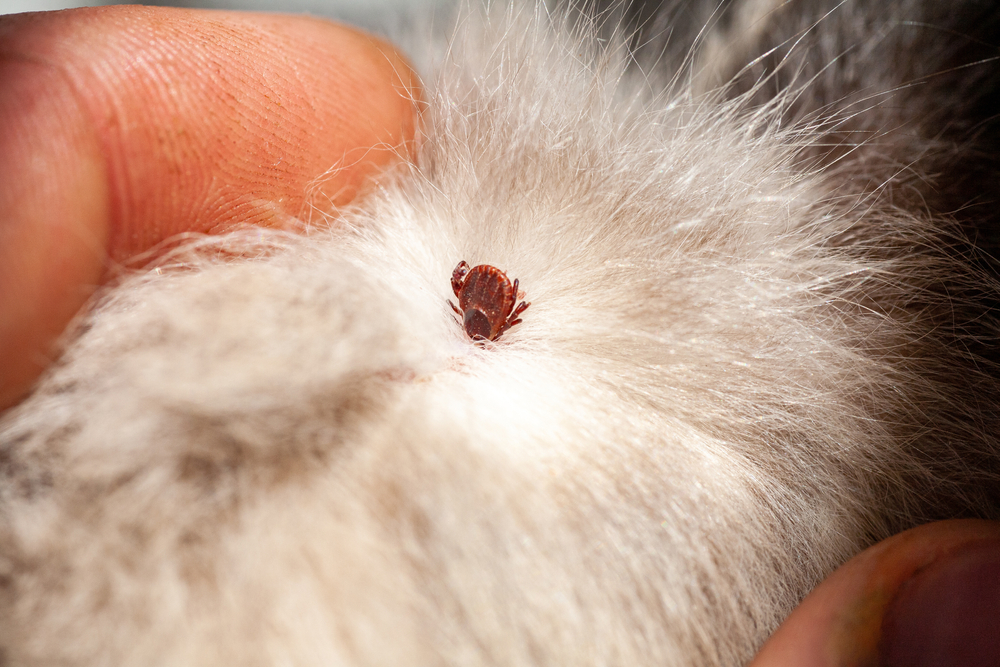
[750,520,1000,667]
[0,6,420,409]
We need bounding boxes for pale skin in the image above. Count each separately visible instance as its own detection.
[0,8,995,664]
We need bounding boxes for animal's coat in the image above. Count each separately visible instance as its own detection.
[2,1,1000,664]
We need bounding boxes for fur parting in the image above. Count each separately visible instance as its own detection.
[2,1,1000,665]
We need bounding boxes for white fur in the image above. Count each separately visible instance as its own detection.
[2,2,999,665]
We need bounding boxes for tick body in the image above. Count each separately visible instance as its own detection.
[449,261,530,342]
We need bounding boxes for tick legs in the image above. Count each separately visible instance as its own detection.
[451,261,470,297]
[499,300,530,336]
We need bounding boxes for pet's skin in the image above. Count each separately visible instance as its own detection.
[2,1,1000,665]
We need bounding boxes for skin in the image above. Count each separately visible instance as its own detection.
[0,6,419,410]
[0,8,996,665]
[751,520,1000,667]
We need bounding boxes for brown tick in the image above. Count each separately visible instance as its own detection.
[449,261,530,342]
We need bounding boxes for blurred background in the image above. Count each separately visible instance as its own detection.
[2,0,110,12]
[0,0,442,31]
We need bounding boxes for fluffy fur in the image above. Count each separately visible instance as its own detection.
[2,1,1000,664]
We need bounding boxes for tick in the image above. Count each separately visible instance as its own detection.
[449,261,530,342]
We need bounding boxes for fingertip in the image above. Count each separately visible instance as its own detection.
[0,7,421,409]
[3,7,421,259]
[749,520,1000,667]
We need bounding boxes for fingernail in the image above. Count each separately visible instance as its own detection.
[879,542,1000,667]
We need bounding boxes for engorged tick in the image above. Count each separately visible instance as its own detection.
[449,261,530,342]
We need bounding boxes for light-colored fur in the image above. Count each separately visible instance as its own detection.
[2,1,999,665]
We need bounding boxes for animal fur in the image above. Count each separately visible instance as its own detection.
[2,1,1000,664]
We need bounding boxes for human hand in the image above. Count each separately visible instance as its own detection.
[751,519,1000,667]
[0,5,419,409]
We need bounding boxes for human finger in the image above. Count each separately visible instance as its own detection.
[0,6,420,409]
[749,519,1000,667]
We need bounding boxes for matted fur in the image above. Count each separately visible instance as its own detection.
[2,1,1000,665]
